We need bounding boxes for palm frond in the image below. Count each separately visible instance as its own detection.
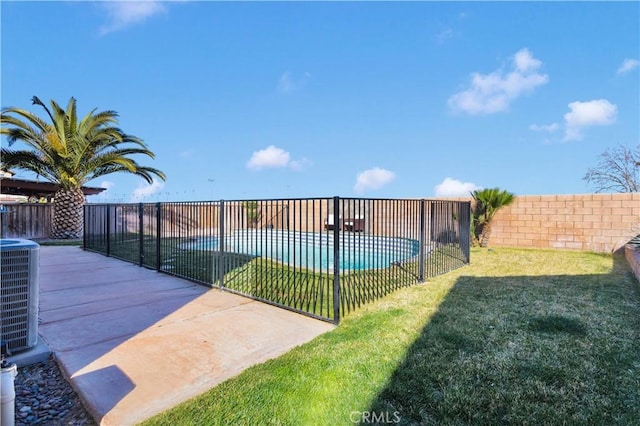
[133,166,167,183]
[471,188,515,223]
[3,96,165,190]
[67,97,78,135]
[1,126,43,148]
[0,148,60,184]
[1,108,52,139]
[31,96,55,124]
[88,164,166,184]
[79,110,119,134]
[48,99,70,155]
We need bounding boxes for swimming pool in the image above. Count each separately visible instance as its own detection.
[179,229,420,271]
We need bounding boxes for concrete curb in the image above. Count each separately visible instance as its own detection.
[6,337,51,368]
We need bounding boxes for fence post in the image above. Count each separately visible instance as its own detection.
[218,200,225,287]
[82,205,87,250]
[332,196,341,324]
[138,203,144,266]
[106,204,111,257]
[285,203,290,230]
[419,199,426,282]
[156,202,162,271]
[462,201,471,264]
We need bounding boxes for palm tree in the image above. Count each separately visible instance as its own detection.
[1,96,166,239]
[471,188,515,247]
[243,201,261,228]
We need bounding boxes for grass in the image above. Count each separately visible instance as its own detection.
[36,239,82,246]
[142,248,640,425]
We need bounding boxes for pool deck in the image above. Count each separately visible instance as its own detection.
[37,246,334,425]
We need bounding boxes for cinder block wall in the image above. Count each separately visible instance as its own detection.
[625,246,640,282]
[488,194,640,253]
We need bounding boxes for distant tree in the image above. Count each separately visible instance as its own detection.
[1,96,166,238]
[471,188,516,248]
[583,145,640,193]
[243,201,261,228]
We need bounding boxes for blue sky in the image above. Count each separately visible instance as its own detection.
[1,1,638,202]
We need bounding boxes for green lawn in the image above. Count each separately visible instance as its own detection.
[143,248,640,425]
[37,239,82,246]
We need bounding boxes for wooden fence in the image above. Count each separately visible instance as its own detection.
[0,203,53,239]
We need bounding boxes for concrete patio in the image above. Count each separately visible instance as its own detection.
[36,246,334,425]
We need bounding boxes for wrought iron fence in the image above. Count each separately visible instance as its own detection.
[84,197,470,323]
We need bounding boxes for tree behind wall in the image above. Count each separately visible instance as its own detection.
[583,144,640,193]
[243,201,261,228]
[471,188,516,248]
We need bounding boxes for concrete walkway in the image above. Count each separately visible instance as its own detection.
[38,246,334,425]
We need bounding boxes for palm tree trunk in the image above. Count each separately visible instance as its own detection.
[480,221,493,248]
[52,187,85,239]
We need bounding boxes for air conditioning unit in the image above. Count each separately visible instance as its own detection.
[1,239,39,352]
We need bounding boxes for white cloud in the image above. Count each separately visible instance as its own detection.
[100,180,115,191]
[246,145,311,171]
[277,72,294,93]
[448,48,549,115]
[277,71,312,94]
[289,158,312,172]
[353,167,396,194]
[131,179,164,201]
[247,145,291,170]
[435,28,454,44]
[563,99,617,141]
[99,1,167,35]
[179,149,195,158]
[434,178,480,197]
[95,180,115,199]
[513,48,542,73]
[616,58,639,75]
[529,123,560,133]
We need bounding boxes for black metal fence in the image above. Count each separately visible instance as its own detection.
[84,197,470,323]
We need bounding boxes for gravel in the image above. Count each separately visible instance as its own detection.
[12,356,95,426]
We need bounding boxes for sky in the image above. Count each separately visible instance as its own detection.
[1,1,639,203]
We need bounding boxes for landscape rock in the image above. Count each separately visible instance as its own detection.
[13,356,95,426]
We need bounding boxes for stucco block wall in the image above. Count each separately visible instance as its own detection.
[489,194,640,253]
[625,245,640,283]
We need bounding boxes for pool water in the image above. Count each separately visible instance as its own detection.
[180,229,420,271]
